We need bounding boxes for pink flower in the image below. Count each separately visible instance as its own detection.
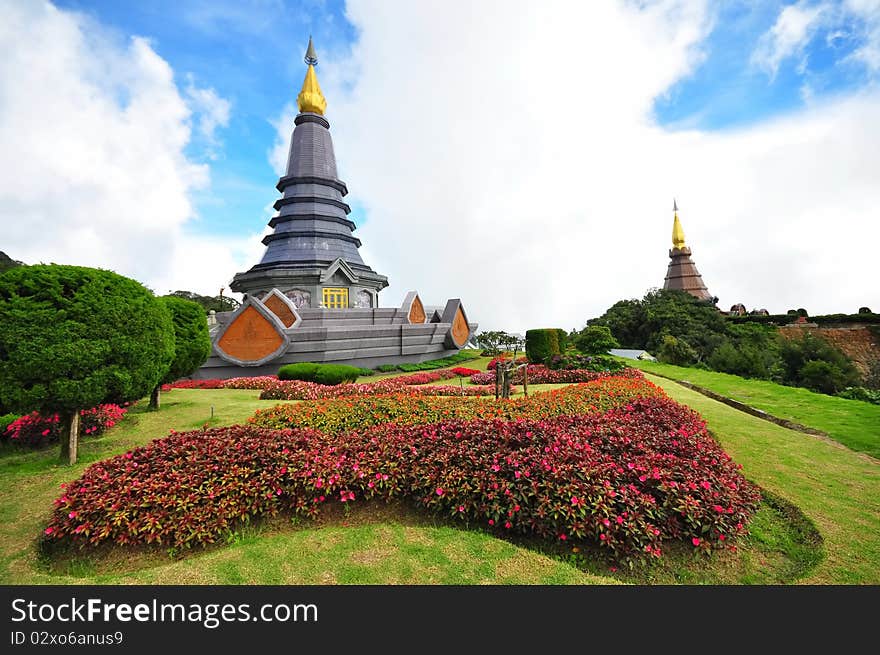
[458,506,465,512]
[279,467,287,475]
[504,521,511,529]
[44,527,54,535]
[488,519,494,525]
[68,511,77,519]
[559,534,567,541]
[692,537,701,546]
[41,429,50,437]
[713,504,724,513]
[616,516,624,525]
[571,496,579,505]
[436,487,444,496]
[600,533,607,541]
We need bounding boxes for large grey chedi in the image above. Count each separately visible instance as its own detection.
[229,107,388,308]
[194,39,476,379]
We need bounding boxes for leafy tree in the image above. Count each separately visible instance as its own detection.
[150,296,212,410]
[657,334,699,366]
[779,333,860,394]
[0,265,174,463]
[590,289,726,361]
[167,290,240,314]
[573,325,620,354]
[475,330,521,356]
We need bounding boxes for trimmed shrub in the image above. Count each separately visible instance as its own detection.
[377,364,398,373]
[153,295,212,409]
[547,354,627,373]
[313,364,365,386]
[0,264,174,463]
[277,363,322,381]
[525,328,567,364]
[43,393,759,563]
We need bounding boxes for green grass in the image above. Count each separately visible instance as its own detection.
[627,360,880,458]
[1,365,876,585]
[644,374,879,584]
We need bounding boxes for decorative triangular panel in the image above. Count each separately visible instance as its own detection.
[440,299,472,349]
[214,297,289,366]
[400,291,426,324]
[320,257,359,284]
[262,288,302,328]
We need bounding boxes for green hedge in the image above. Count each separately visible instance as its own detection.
[728,313,880,326]
[277,363,322,381]
[313,364,363,386]
[525,328,567,364]
[277,363,362,385]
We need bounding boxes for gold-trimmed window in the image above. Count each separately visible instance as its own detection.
[322,287,348,309]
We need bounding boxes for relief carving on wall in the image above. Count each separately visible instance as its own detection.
[285,289,311,309]
[355,290,373,308]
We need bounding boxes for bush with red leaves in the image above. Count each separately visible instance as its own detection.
[3,405,128,448]
[42,393,759,563]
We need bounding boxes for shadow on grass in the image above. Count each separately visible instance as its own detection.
[36,491,824,585]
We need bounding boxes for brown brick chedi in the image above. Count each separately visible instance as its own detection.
[663,203,713,302]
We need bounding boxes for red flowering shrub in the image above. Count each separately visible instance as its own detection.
[251,376,661,434]
[161,379,226,391]
[43,394,759,562]
[221,376,279,390]
[470,365,642,385]
[487,356,528,370]
[3,404,128,448]
[451,367,481,377]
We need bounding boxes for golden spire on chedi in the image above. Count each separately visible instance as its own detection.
[671,198,686,250]
[296,36,327,115]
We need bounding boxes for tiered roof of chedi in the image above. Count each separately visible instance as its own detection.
[196,39,476,379]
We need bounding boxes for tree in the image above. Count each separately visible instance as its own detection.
[657,334,699,366]
[0,265,174,464]
[150,296,212,410]
[0,251,23,273]
[167,290,240,314]
[589,289,726,361]
[573,325,620,354]
[779,333,860,394]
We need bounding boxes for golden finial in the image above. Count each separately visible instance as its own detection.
[297,36,327,115]
[672,199,686,249]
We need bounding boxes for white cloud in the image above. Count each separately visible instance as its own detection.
[844,0,880,73]
[184,74,231,155]
[262,0,879,332]
[0,0,250,298]
[752,1,831,79]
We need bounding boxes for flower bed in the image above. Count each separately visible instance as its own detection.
[451,367,481,377]
[251,375,661,435]
[3,404,128,448]
[487,356,528,370]
[470,365,642,385]
[42,393,759,562]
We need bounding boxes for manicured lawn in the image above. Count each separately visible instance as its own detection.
[0,390,597,585]
[2,367,876,585]
[645,374,879,584]
[628,360,880,458]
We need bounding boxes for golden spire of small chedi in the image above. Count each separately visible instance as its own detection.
[297,36,327,115]
[671,199,686,250]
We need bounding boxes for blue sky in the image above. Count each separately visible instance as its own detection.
[3,1,879,329]
[55,0,360,237]
[51,0,879,241]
